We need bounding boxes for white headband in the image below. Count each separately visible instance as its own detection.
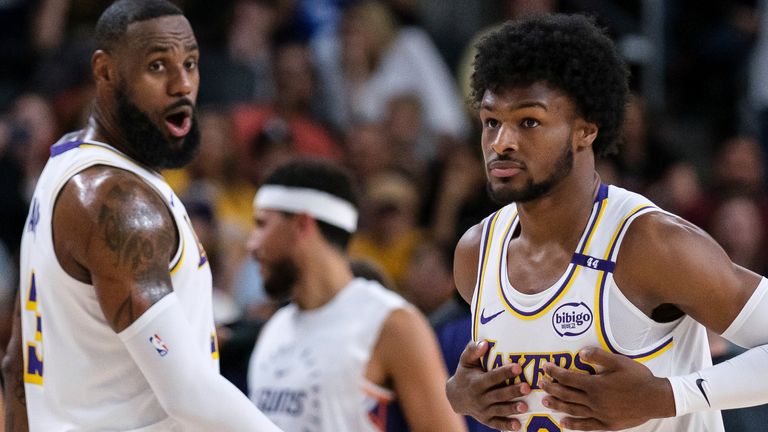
[254,185,358,233]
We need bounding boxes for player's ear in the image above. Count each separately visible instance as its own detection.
[574,119,598,150]
[294,213,316,235]
[92,50,116,87]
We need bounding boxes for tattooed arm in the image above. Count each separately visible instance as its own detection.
[54,166,177,333]
[53,166,281,431]
[2,294,29,432]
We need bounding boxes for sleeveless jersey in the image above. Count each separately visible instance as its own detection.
[248,277,406,432]
[19,133,218,431]
[472,184,724,432]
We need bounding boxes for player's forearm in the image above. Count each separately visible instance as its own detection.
[670,278,768,416]
[668,344,768,416]
[119,294,281,431]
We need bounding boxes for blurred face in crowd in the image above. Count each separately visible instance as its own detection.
[716,136,764,192]
[247,208,299,302]
[274,43,315,110]
[109,15,201,168]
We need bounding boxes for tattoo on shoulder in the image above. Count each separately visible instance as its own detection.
[97,183,175,277]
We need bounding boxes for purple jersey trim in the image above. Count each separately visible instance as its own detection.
[473,210,502,340]
[571,252,616,272]
[50,140,83,157]
[499,192,607,317]
[595,183,609,202]
[596,203,673,358]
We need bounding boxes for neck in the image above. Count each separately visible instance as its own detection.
[515,167,601,247]
[293,244,354,310]
[88,104,147,167]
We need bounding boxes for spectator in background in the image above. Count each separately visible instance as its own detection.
[344,120,394,185]
[335,0,469,143]
[709,196,766,274]
[198,0,280,105]
[232,39,342,178]
[400,241,463,327]
[349,170,425,290]
[684,135,767,231]
[384,94,430,175]
[427,145,495,247]
[7,93,60,199]
[613,93,676,192]
[751,0,768,162]
[0,115,28,260]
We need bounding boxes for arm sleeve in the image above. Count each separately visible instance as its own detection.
[118,293,282,432]
[667,277,768,416]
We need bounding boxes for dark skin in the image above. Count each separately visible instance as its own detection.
[1,296,27,432]
[445,83,761,431]
[2,15,199,431]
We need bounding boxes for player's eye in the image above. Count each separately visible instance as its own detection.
[148,61,164,72]
[521,118,540,128]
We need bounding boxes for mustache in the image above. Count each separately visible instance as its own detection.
[486,154,525,169]
[163,98,195,113]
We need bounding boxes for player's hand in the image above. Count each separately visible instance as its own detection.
[540,347,676,431]
[445,339,530,431]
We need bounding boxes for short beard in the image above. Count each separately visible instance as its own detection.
[488,143,574,205]
[263,257,299,303]
[115,82,200,169]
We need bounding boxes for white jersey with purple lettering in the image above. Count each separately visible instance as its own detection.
[248,277,406,432]
[472,183,724,432]
[19,133,218,431]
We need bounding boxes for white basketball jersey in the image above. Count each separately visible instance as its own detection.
[19,133,218,431]
[472,184,724,432]
[248,277,407,432]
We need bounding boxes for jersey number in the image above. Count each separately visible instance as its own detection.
[527,415,561,432]
[23,272,44,385]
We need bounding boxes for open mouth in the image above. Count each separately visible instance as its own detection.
[164,110,191,138]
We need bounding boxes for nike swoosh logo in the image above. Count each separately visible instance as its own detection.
[480,308,504,325]
[696,378,711,407]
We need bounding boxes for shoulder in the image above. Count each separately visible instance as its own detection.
[377,305,435,362]
[61,165,172,226]
[615,210,751,313]
[619,211,713,267]
[454,222,484,303]
[55,165,177,266]
[616,208,762,331]
[357,278,406,304]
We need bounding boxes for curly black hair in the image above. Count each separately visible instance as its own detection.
[471,14,629,157]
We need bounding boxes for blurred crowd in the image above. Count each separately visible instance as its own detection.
[1,0,768,429]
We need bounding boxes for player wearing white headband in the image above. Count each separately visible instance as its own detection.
[245,159,467,432]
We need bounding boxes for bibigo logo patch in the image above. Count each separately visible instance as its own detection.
[552,302,593,338]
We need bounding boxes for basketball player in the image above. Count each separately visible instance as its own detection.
[246,159,467,431]
[444,13,768,432]
[1,1,280,430]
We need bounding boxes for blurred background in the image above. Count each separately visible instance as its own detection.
[1,0,767,429]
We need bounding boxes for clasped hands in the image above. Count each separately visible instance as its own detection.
[445,340,676,431]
